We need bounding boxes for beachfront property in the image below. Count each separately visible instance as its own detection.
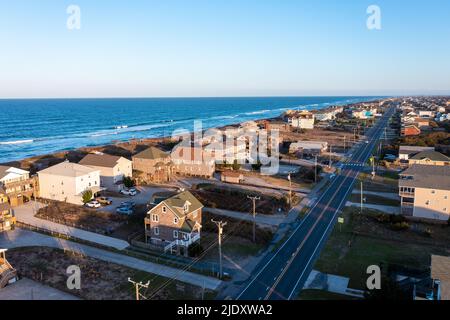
[0,193,15,232]
[0,249,17,289]
[351,108,376,119]
[263,120,291,132]
[0,166,36,207]
[79,152,132,191]
[144,191,203,256]
[203,135,247,165]
[289,140,328,157]
[171,145,215,178]
[284,110,315,129]
[37,161,102,205]
[399,164,450,221]
[408,151,450,167]
[312,106,344,122]
[132,146,173,183]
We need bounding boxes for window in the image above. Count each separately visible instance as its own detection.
[162,206,167,213]
[425,200,430,206]
[174,217,178,224]
[431,190,436,194]
[152,214,159,222]
[154,227,159,235]
[173,230,178,239]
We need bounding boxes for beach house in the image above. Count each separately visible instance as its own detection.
[79,152,132,191]
[37,161,102,205]
[132,146,173,183]
[145,191,203,256]
[0,192,14,232]
[285,110,315,129]
[0,166,36,207]
[171,145,215,178]
[399,165,450,220]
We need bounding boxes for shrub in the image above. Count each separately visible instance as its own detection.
[232,159,241,171]
[123,176,135,188]
[390,215,407,224]
[423,228,433,237]
[391,222,410,231]
[81,189,93,204]
[188,242,203,257]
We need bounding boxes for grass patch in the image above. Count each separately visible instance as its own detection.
[350,194,400,207]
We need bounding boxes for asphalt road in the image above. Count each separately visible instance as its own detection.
[237,106,396,300]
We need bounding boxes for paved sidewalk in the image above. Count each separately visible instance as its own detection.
[346,202,400,214]
[0,229,222,290]
[12,202,130,250]
[303,270,364,298]
[351,190,400,200]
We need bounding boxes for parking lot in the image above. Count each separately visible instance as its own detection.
[100,186,178,214]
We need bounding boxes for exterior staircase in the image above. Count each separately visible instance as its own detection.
[0,251,18,289]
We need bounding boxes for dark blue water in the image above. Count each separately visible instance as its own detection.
[0,96,384,162]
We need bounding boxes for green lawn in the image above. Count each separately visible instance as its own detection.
[313,208,445,290]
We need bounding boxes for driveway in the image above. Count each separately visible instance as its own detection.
[101,186,177,213]
[0,229,222,290]
[13,202,130,250]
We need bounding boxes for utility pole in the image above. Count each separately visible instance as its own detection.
[287,172,294,209]
[314,155,318,184]
[211,219,227,279]
[360,182,363,214]
[329,145,332,168]
[344,136,347,153]
[128,278,150,301]
[247,196,260,243]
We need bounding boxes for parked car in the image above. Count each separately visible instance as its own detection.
[116,207,133,215]
[96,196,112,205]
[120,201,135,208]
[120,189,137,196]
[86,201,101,208]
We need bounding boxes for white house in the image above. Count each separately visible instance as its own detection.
[79,153,132,191]
[38,161,102,205]
[286,111,315,129]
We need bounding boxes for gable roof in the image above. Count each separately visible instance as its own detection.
[0,165,29,181]
[38,161,99,178]
[399,146,434,155]
[163,191,203,217]
[133,147,169,160]
[410,151,450,162]
[79,153,124,168]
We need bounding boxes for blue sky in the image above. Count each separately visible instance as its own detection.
[0,0,449,98]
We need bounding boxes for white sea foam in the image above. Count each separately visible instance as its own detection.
[0,139,34,145]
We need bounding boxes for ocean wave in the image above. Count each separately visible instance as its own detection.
[0,139,34,145]
[244,109,271,115]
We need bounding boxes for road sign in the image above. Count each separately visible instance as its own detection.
[338,217,344,224]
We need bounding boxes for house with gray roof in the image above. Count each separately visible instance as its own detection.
[144,190,203,256]
[399,165,450,220]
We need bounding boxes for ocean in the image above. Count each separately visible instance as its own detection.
[0,96,384,163]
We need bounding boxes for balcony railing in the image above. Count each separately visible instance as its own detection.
[164,233,200,253]
[400,192,415,198]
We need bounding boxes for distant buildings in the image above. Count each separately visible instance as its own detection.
[79,153,132,191]
[285,110,315,129]
[37,161,102,205]
[399,164,450,221]
[289,140,328,157]
[401,125,421,137]
[171,146,215,178]
[132,147,173,183]
[408,151,450,167]
[0,166,36,207]
[145,191,203,256]
[398,146,435,161]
